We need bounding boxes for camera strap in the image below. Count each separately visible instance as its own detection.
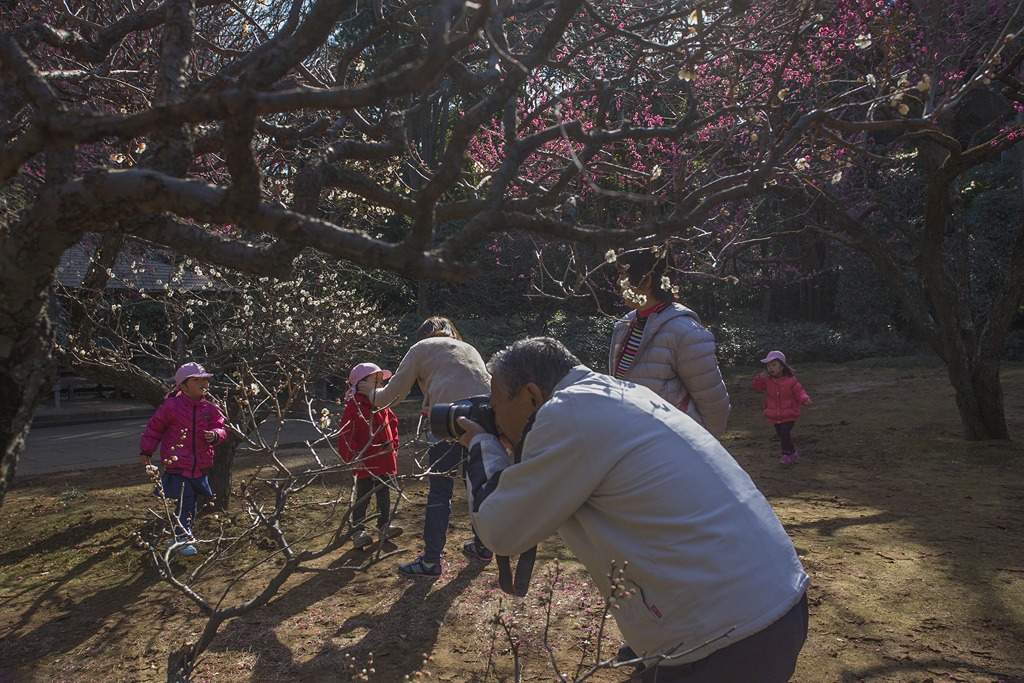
[495,546,537,597]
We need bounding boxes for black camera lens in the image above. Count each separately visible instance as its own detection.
[429,396,498,439]
[430,400,472,439]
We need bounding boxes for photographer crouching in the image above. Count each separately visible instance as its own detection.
[454,337,809,683]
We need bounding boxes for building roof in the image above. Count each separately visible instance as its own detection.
[56,243,218,292]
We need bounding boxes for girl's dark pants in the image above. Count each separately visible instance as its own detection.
[353,476,392,530]
[422,439,487,564]
[640,592,808,683]
[159,472,212,539]
[774,421,796,455]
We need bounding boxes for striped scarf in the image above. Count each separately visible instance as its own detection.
[613,302,670,379]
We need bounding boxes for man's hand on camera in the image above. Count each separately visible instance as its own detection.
[457,416,488,449]
[458,417,514,455]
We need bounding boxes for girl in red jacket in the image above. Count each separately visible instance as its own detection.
[140,362,227,556]
[340,363,403,550]
[751,351,812,465]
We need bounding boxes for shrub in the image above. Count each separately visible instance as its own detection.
[548,315,618,370]
[709,320,925,366]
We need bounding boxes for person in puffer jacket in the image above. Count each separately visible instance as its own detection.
[140,362,226,556]
[751,350,812,466]
[609,246,731,438]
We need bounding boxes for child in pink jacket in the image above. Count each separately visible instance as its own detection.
[140,362,226,556]
[751,351,811,465]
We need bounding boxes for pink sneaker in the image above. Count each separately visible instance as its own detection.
[780,452,799,465]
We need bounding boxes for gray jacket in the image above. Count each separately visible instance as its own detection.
[609,303,731,437]
[465,368,808,663]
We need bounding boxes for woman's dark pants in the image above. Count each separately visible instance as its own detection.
[422,439,486,564]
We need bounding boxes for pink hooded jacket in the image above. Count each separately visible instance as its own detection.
[140,392,227,477]
[751,373,810,424]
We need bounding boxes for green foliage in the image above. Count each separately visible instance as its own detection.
[963,183,1022,316]
[1003,329,1024,361]
[548,314,618,370]
[59,486,82,503]
[709,320,925,366]
[832,249,907,336]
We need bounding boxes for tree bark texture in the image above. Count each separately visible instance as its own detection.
[0,213,82,506]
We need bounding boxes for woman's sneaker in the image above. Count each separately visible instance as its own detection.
[398,555,441,578]
[462,541,494,562]
[378,525,404,541]
[780,452,799,465]
[351,530,373,549]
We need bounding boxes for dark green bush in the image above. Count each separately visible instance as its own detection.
[709,320,925,366]
[1004,329,1024,362]
[548,314,618,370]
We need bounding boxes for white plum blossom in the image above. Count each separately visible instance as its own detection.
[619,278,648,308]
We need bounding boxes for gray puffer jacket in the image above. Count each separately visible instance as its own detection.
[609,303,731,438]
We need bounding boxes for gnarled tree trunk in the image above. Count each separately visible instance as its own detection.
[0,211,82,507]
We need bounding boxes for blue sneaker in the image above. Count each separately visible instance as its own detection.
[167,538,197,556]
[462,541,493,562]
[398,555,441,578]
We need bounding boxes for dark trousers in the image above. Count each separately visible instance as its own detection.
[774,421,796,454]
[640,592,808,683]
[422,439,486,564]
[353,476,392,531]
[159,472,212,539]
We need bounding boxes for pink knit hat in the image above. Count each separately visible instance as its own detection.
[760,350,787,364]
[175,362,213,385]
[348,362,392,386]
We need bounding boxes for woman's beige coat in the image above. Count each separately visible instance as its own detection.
[609,303,731,437]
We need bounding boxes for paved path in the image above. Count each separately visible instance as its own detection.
[21,397,424,477]
[21,417,154,476]
[21,399,341,476]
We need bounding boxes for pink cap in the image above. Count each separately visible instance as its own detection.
[760,350,787,365]
[175,362,213,385]
[348,362,392,387]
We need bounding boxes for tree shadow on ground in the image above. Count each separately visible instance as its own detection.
[235,559,489,681]
[0,545,159,667]
[725,369,1024,680]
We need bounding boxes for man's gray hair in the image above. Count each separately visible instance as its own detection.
[487,337,580,398]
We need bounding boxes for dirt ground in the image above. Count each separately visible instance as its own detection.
[1,364,1023,683]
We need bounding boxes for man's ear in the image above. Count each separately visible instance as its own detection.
[525,382,547,408]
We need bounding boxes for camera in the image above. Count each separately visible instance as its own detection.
[430,395,498,439]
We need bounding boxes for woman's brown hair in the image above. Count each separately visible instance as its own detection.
[416,316,462,342]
